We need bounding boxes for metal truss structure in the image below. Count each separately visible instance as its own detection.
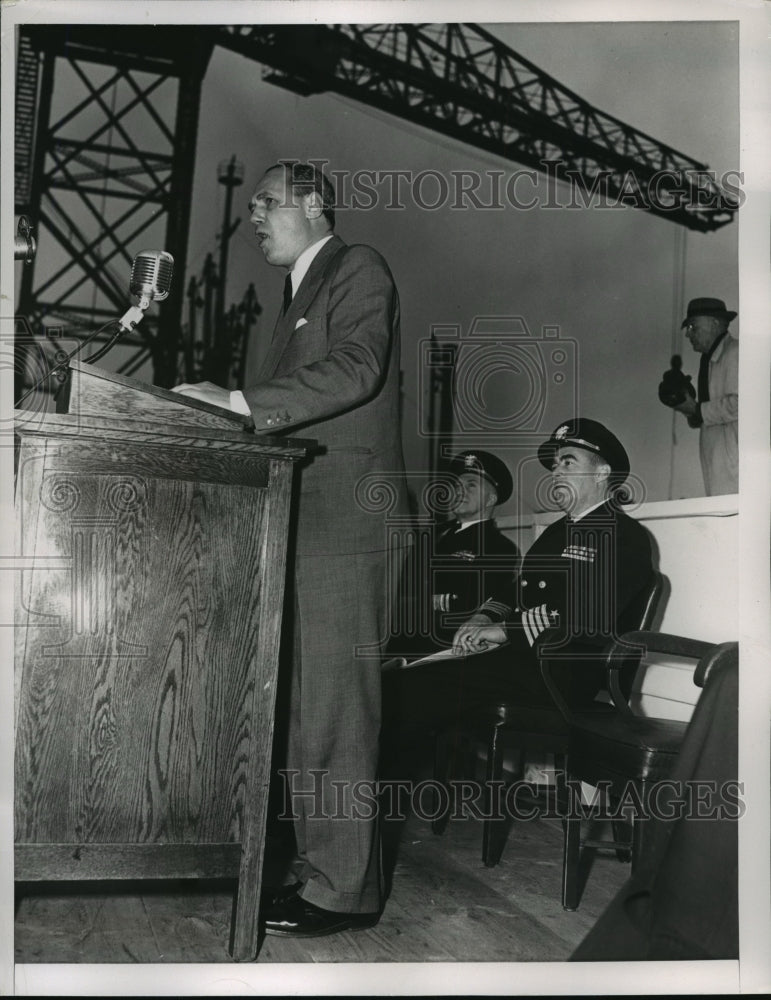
[219,23,738,233]
[15,22,737,392]
[15,26,213,388]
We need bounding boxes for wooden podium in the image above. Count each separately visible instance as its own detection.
[14,362,311,961]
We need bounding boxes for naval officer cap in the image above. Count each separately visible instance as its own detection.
[448,450,513,505]
[537,418,631,484]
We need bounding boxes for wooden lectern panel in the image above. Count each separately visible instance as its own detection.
[16,469,267,845]
[15,366,311,960]
[60,360,255,431]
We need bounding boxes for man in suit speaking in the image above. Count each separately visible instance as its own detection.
[174,161,407,936]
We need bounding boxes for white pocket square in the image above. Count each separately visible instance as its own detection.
[295,318,308,330]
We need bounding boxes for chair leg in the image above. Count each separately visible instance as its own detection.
[431,729,452,835]
[554,753,568,825]
[611,818,633,863]
[630,781,651,873]
[482,725,506,867]
[562,778,582,910]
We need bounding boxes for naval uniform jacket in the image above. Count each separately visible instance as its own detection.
[430,519,519,645]
[387,517,519,658]
[480,500,653,699]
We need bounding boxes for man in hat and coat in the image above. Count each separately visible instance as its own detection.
[453,419,654,708]
[672,297,738,496]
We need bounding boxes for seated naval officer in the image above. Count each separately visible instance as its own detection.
[452,418,654,708]
[386,449,519,663]
[382,450,519,748]
[385,419,654,752]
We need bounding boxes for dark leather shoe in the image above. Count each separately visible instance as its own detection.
[262,891,380,938]
[260,880,303,908]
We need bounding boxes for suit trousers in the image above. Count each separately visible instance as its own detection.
[284,548,391,914]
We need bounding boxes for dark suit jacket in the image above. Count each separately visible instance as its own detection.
[244,235,408,556]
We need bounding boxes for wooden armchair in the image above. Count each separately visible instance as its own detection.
[542,630,735,910]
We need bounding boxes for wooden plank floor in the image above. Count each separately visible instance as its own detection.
[15,747,631,965]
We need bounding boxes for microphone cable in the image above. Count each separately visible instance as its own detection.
[14,316,120,408]
[14,249,174,409]
[82,322,126,366]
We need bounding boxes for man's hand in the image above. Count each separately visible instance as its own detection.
[170,381,232,409]
[452,612,507,656]
[673,396,698,418]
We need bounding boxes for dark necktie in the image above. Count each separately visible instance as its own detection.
[697,330,728,402]
[282,273,293,315]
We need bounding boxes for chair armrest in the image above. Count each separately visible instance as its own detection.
[541,631,721,722]
[694,641,738,689]
[540,637,651,722]
[605,631,718,714]
[602,634,649,715]
[611,630,715,663]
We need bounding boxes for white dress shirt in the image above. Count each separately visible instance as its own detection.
[230,234,335,415]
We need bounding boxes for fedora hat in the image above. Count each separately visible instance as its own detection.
[681,297,737,327]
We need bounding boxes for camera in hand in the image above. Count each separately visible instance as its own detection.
[658,354,696,408]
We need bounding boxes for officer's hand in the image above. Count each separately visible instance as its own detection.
[452,613,506,655]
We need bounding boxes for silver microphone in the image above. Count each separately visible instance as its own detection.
[129,249,174,309]
[118,249,174,332]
